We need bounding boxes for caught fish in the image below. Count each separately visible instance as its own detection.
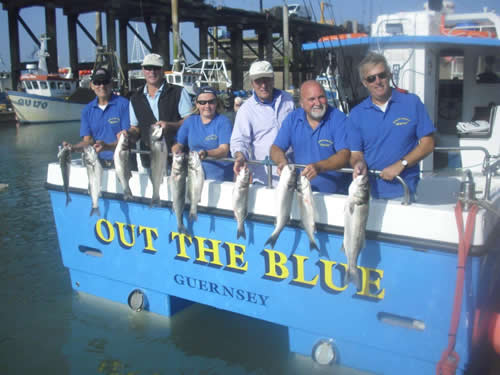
[232,167,250,239]
[265,164,296,248]
[187,151,205,221]
[170,152,188,234]
[113,132,132,200]
[342,175,370,289]
[82,145,103,216]
[297,175,319,251]
[57,145,72,206]
[150,125,168,206]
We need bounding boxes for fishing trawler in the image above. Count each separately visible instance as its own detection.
[7,35,87,124]
[46,2,500,375]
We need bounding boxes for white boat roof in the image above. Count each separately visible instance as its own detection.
[303,35,500,51]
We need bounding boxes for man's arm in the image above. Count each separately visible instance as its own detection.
[62,135,94,152]
[380,134,435,181]
[203,144,229,160]
[350,151,367,178]
[302,149,350,181]
[270,145,288,175]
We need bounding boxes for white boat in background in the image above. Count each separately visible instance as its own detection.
[7,35,87,124]
[165,59,232,95]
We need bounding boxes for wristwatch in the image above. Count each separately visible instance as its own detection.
[401,159,408,168]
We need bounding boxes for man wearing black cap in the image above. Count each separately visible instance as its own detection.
[62,68,130,166]
[128,53,192,169]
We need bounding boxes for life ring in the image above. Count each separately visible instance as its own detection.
[440,14,497,38]
[318,33,368,42]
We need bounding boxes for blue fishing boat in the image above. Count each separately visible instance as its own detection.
[46,3,500,374]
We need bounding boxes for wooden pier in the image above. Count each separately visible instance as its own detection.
[0,0,348,90]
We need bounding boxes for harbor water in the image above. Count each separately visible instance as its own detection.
[1,122,373,375]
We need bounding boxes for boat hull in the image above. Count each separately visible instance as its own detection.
[45,163,500,375]
[7,91,85,123]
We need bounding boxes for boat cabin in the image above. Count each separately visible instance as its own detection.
[304,4,500,174]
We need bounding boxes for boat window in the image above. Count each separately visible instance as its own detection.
[31,81,39,89]
[58,82,64,89]
[40,81,48,89]
[50,82,56,89]
[64,83,71,90]
[24,81,32,90]
[385,23,404,35]
[176,76,181,84]
[476,55,500,84]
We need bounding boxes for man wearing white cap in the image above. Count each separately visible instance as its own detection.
[128,53,192,168]
[230,60,294,185]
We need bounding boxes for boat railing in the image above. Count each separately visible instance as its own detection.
[213,156,412,205]
[434,146,498,200]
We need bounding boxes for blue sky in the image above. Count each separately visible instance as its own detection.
[0,0,498,70]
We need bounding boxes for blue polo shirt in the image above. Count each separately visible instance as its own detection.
[80,94,130,160]
[347,89,435,199]
[176,113,233,181]
[273,106,350,194]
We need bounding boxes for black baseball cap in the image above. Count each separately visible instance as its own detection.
[92,68,111,83]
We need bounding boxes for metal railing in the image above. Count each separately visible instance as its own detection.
[434,146,499,201]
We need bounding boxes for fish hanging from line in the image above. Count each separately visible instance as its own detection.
[265,164,296,248]
[232,167,250,239]
[82,145,103,216]
[296,174,319,251]
[187,151,205,222]
[57,145,72,206]
[113,132,132,201]
[149,125,167,207]
[342,175,370,290]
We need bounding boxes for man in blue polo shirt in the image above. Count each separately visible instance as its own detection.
[62,68,130,167]
[270,80,350,194]
[347,52,435,199]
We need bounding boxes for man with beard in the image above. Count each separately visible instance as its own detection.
[270,80,351,193]
[347,52,435,200]
[230,60,295,186]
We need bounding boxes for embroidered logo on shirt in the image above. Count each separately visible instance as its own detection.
[205,134,218,142]
[393,117,411,126]
[108,117,120,124]
[318,139,333,147]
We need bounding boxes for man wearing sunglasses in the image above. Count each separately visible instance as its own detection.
[128,53,192,169]
[347,52,435,200]
[230,60,295,186]
[62,67,130,168]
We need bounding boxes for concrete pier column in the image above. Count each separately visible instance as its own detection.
[257,29,265,60]
[45,5,58,73]
[265,26,273,63]
[291,32,303,89]
[7,6,21,90]
[118,18,129,83]
[67,14,79,78]
[198,22,208,60]
[229,26,243,90]
[157,16,170,68]
[106,10,117,52]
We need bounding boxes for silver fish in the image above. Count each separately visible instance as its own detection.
[265,164,296,248]
[170,152,188,234]
[113,132,132,200]
[342,175,370,289]
[232,167,250,239]
[187,151,205,221]
[150,125,168,207]
[82,145,103,216]
[296,175,319,251]
[57,145,72,206]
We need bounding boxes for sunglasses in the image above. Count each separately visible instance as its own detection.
[143,65,162,71]
[197,99,216,105]
[93,79,110,86]
[365,71,389,83]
